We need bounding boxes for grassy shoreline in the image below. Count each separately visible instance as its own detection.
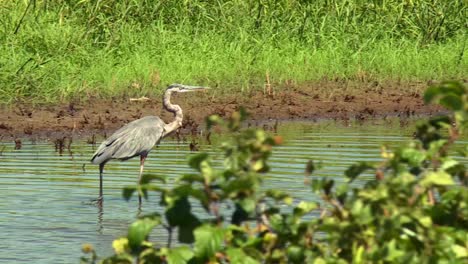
[1,0,466,104]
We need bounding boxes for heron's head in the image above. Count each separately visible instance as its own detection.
[166,84,209,94]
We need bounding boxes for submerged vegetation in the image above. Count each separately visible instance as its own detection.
[1,0,467,103]
[81,82,467,263]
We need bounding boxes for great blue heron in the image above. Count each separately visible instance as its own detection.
[91,84,209,205]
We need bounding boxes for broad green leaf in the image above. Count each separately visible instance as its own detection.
[313,258,327,264]
[200,160,214,183]
[127,217,160,251]
[140,174,166,184]
[286,245,305,264]
[206,115,223,130]
[166,246,194,264]
[238,198,256,214]
[440,94,463,111]
[305,160,315,175]
[345,162,373,182]
[418,216,432,228]
[138,184,166,201]
[265,189,292,202]
[421,171,455,187]
[441,159,459,170]
[352,243,364,264]
[439,81,466,96]
[177,214,201,243]
[177,173,204,183]
[269,213,286,232]
[123,186,136,201]
[139,248,163,263]
[424,81,466,103]
[232,203,249,225]
[429,115,451,129]
[223,176,259,196]
[193,224,224,260]
[165,197,192,227]
[226,248,259,264]
[252,160,266,172]
[384,239,405,261]
[399,148,425,166]
[452,244,468,258]
[293,201,319,217]
[423,85,441,103]
[188,153,210,171]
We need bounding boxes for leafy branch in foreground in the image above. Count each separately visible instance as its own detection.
[81,82,467,264]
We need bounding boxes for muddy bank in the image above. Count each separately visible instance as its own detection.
[0,80,445,141]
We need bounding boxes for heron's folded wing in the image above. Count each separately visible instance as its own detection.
[91,116,165,164]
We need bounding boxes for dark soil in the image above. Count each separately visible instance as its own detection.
[0,80,445,141]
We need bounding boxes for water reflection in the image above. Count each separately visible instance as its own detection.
[0,119,465,263]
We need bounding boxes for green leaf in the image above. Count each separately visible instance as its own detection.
[138,184,166,201]
[423,85,441,103]
[265,189,292,202]
[172,184,209,211]
[178,173,204,183]
[232,203,250,225]
[311,178,335,195]
[238,198,256,214]
[421,171,455,187]
[384,239,405,261]
[226,248,259,264]
[166,246,194,264]
[452,244,468,258]
[123,186,136,201]
[424,81,466,103]
[193,224,225,260]
[287,245,305,263]
[440,94,463,111]
[345,162,373,182]
[200,160,214,183]
[188,153,210,171]
[313,257,327,264]
[417,216,432,228]
[223,175,259,196]
[206,115,224,130]
[140,174,166,184]
[177,214,201,243]
[428,115,451,129]
[399,148,425,166]
[440,81,466,96]
[441,159,459,170]
[293,201,319,217]
[127,217,160,251]
[165,197,192,227]
[305,160,315,175]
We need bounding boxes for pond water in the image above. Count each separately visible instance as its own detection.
[0,119,464,263]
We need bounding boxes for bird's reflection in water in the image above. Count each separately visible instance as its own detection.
[94,198,143,234]
[97,203,103,234]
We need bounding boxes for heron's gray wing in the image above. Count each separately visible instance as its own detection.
[91,116,165,164]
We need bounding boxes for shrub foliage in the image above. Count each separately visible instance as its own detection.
[82,82,467,263]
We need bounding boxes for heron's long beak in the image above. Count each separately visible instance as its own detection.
[180,85,210,92]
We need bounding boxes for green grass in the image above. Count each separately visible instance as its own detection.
[0,0,466,104]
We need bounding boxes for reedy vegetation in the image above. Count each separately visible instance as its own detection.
[1,0,467,103]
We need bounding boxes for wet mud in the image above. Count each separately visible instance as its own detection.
[0,80,445,141]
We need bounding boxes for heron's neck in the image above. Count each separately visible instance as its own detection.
[162,90,183,137]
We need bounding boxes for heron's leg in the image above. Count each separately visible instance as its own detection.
[138,154,147,205]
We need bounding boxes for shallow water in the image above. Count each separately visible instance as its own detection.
[0,119,464,263]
